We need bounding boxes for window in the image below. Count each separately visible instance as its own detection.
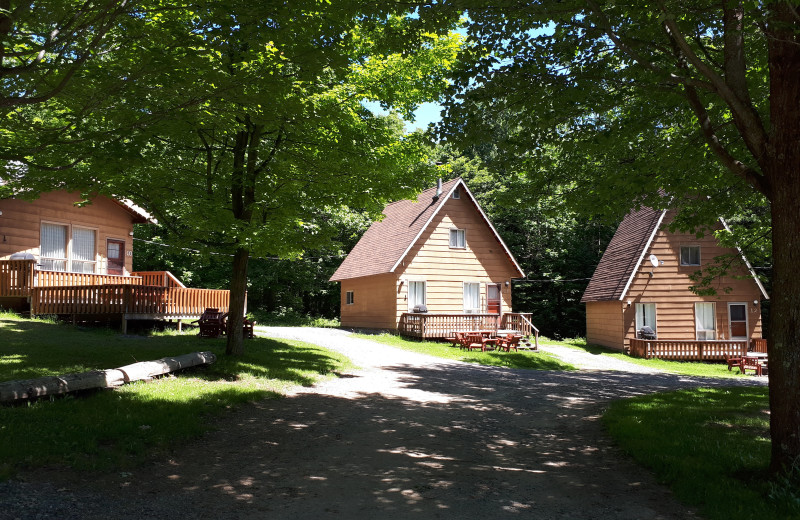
[463,282,480,313]
[452,187,460,199]
[695,302,716,340]
[40,223,68,271]
[449,228,466,249]
[408,281,426,312]
[346,291,354,305]
[635,303,657,335]
[680,245,701,266]
[71,227,96,273]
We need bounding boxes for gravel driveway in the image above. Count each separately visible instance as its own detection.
[2,328,767,519]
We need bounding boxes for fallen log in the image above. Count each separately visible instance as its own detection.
[0,351,217,403]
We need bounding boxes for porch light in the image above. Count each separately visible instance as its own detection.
[753,300,758,306]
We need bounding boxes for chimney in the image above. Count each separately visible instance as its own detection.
[433,178,442,201]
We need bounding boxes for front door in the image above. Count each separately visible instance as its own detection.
[487,284,501,315]
[107,239,125,275]
[728,303,748,339]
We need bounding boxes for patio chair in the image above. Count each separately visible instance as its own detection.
[741,356,766,376]
[498,333,521,352]
[194,308,227,338]
[460,333,492,352]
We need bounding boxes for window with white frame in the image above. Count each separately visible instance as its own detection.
[449,228,466,249]
[408,281,426,312]
[451,187,460,199]
[695,302,716,340]
[635,303,657,335]
[463,282,480,313]
[71,227,96,273]
[346,291,354,305]
[40,223,68,271]
[680,245,701,266]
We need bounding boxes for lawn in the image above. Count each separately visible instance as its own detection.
[549,337,752,379]
[352,332,576,371]
[0,312,351,478]
[604,387,798,520]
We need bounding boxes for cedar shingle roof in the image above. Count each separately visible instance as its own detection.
[581,206,666,302]
[330,178,523,281]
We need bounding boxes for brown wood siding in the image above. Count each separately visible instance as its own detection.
[622,224,763,345]
[394,195,517,322]
[585,301,625,350]
[339,274,399,329]
[0,191,136,274]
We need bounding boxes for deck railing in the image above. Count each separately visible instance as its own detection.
[752,338,768,353]
[131,271,186,288]
[31,284,230,318]
[629,338,749,360]
[37,270,142,287]
[399,313,500,339]
[501,312,539,349]
[0,259,35,297]
[398,312,540,340]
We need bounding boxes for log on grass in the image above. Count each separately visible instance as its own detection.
[0,369,126,402]
[0,351,217,403]
[116,351,217,383]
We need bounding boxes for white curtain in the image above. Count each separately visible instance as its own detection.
[449,228,465,248]
[695,303,716,339]
[635,303,656,331]
[40,223,67,271]
[463,282,480,313]
[408,281,426,311]
[71,227,96,272]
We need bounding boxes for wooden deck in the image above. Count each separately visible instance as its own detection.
[628,338,765,361]
[0,259,230,327]
[398,312,539,340]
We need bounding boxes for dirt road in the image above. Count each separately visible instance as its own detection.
[2,328,766,519]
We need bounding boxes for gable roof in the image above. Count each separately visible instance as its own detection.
[330,178,524,281]
[581,206,769,302]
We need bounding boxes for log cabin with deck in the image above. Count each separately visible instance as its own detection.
[582,206,769,360]
[0,189,229,331]
[330,178,536,339]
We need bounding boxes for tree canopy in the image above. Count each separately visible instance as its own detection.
[437,0,798,475]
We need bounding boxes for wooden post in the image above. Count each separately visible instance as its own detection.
[121,317,128,335]
[177,319,182,332]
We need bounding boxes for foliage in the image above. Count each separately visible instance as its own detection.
[353,332,577,371]
[0,311,351,477]
[5,2,462,355]
[436,0,799,473]
[604,387,800,520]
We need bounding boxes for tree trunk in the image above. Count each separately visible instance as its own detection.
[225,246,249,356]
[765,3,800,475]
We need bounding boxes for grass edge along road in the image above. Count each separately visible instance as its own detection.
[353,332,577,371]
[0,312,352,479]
[604,387,799,520]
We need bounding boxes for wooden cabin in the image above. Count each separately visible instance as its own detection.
[582,206,768,359]
[0,190,229,330]
[330,178,535,338]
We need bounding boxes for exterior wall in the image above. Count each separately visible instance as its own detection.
[620,223,764,349]
[585,301,626,350]
[0,191,135,274]
[393,194,518,326]
[339,273,399,329]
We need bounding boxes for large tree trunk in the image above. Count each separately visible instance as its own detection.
[225,246,249,356]
[765,4,800,473]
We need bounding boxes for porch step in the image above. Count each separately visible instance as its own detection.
[518,337,538,351]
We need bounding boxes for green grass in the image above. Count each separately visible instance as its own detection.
[551,337,750,378]
[353,332,577,371]
[604,387,800,520]
[0,311,351,478]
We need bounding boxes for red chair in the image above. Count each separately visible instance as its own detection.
[498,334,521,352]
